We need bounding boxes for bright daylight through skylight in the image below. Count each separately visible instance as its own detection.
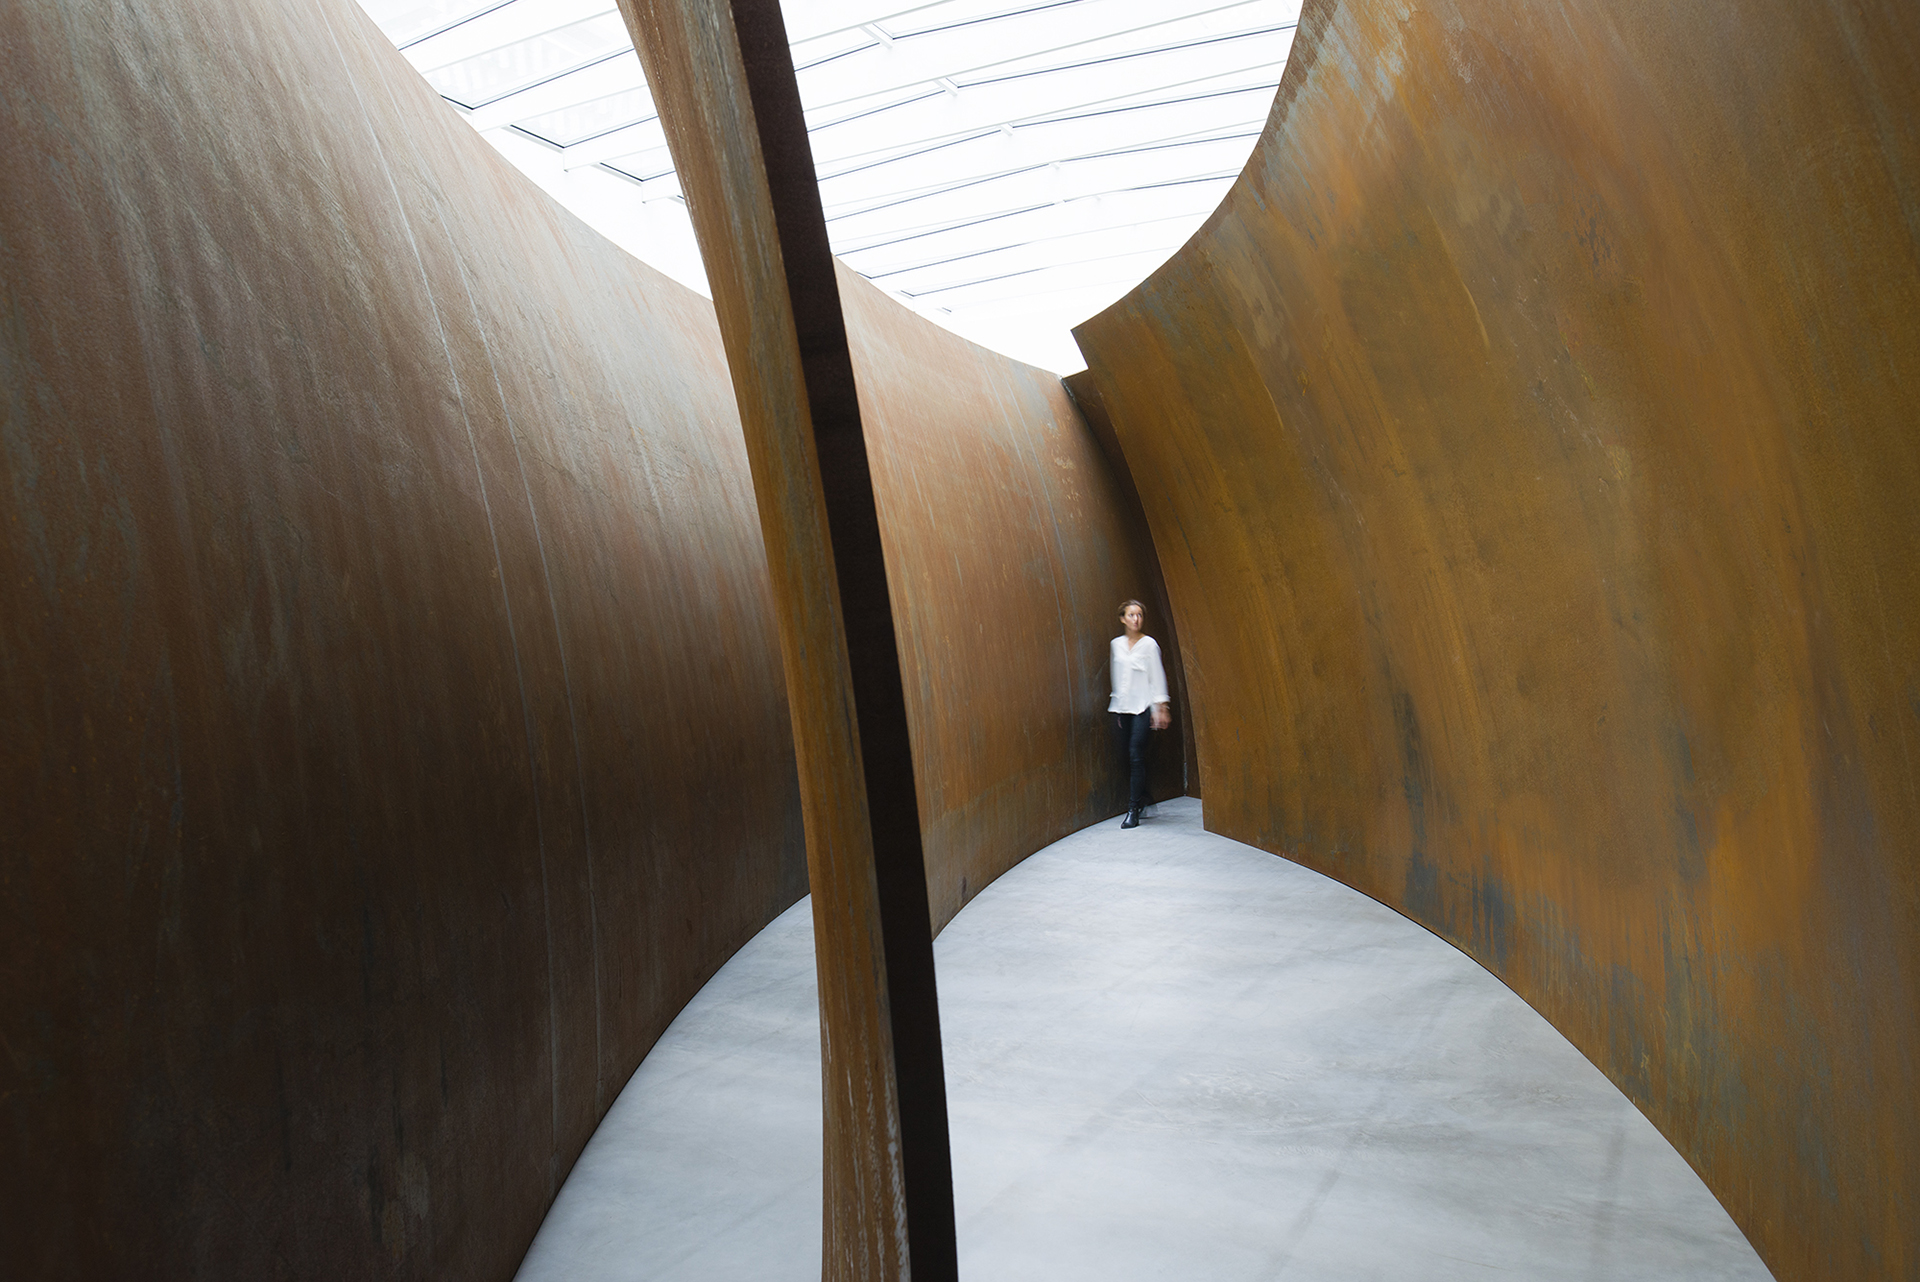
[351,0,1300,373]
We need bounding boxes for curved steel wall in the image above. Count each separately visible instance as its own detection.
[1075,1,1918,1277]
[0,0,805,1275]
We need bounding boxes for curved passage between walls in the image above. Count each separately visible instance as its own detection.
[1073,1,1919,1278]
[516,800,1771,1281]
[0,0,804,1275]
[839,265,1187,934]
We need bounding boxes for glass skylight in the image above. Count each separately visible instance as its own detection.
[352,0,1298,372]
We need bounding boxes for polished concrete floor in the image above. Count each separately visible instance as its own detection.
[516,799,1773,1281]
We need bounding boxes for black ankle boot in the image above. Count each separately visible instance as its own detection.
[1121,807,1141,829]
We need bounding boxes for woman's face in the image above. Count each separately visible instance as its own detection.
[1122,604,1145,633]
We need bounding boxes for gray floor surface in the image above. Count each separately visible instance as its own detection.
[516,798,1772,1281]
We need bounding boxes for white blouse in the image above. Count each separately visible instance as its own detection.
[1109,634,1169,714]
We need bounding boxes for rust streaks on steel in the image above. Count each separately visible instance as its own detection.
[1075,0,1919,1277]
[0,0,805,1275]
[612,0,956,1276]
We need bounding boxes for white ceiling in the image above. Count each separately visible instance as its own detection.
[354,0,1298,373]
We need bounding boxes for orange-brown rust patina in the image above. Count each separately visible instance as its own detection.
[1077,0,1918,1277]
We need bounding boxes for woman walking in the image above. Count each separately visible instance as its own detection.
[1109,599,1171,828]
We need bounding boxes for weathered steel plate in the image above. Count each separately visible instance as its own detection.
[1077,1,1919,1277]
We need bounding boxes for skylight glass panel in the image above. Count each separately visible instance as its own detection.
[354,0,1301,372]
[423,10,633,108]
[513,86,656,148]
[359,0,507,48]
[591,138,676,177]
[399,0,610,64]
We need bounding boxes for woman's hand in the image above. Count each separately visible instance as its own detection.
[1151,702,1171,731]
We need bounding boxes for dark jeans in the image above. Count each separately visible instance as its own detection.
[1111,711,1156,812]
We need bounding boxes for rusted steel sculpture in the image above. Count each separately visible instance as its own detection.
[0,0,805,1275]
[613,2,957,1277]
[1077,0,1918,1277]
[4,0,1179,1272]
